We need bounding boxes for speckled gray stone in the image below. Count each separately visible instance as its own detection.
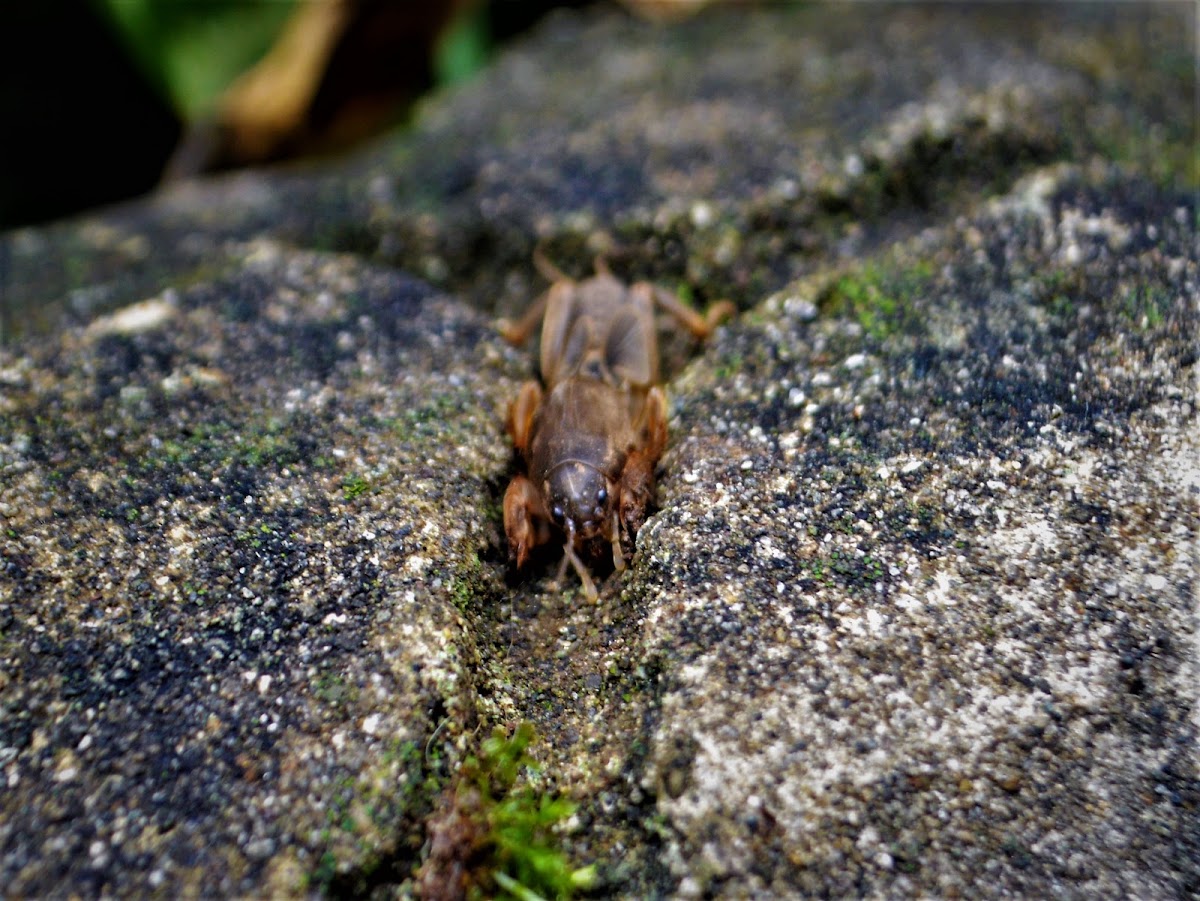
[1,3,1195,898]
[0,243,522,895]
[635,173,1197,898]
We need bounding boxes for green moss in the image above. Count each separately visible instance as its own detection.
[233,521,274,548]
[444,551,488,615]
[448,577,472,613]
[422,723,596,900]
[1037,268,1175,333]
[1086,109,1197,191]
[341,474,371,502]
[234,431,291,468]
[806,548,887,593]
[390,393,474,442]
[154,417,312,474]
[310,850,339,889]
[713,352,743,380]
[1120,284,1171,330]
[1033,268,1084,322]
[474,724,597,900]
[673,281,696,308]
[313,671,359,708]
[821,259,934,341]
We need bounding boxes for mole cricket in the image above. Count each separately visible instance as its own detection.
[499,251,734,599]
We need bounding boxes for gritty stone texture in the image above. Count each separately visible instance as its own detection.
[0,244,520,895]
[1,3,1196,898]
[635,170,1198,898]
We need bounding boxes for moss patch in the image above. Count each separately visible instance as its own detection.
[819,259,935,341]
[418,723,596,900]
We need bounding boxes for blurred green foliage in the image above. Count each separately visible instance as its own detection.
[434,3,491,87]
[95,0,492,121]
[94,0,300,117]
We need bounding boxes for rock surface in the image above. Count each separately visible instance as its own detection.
[1,4,1196,898]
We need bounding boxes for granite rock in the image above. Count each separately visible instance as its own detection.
[1,4,1195,897]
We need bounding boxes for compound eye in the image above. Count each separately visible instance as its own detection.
[551,505,565,524]
[596,487,608,505]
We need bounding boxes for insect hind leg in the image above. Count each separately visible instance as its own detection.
[638,282,735,341]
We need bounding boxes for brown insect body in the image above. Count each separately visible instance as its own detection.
[502,255,731,599]
[529,379,636,537]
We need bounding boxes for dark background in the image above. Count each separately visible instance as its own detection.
[0,0,599,230]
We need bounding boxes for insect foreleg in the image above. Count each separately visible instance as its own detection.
[504,474,551,570]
